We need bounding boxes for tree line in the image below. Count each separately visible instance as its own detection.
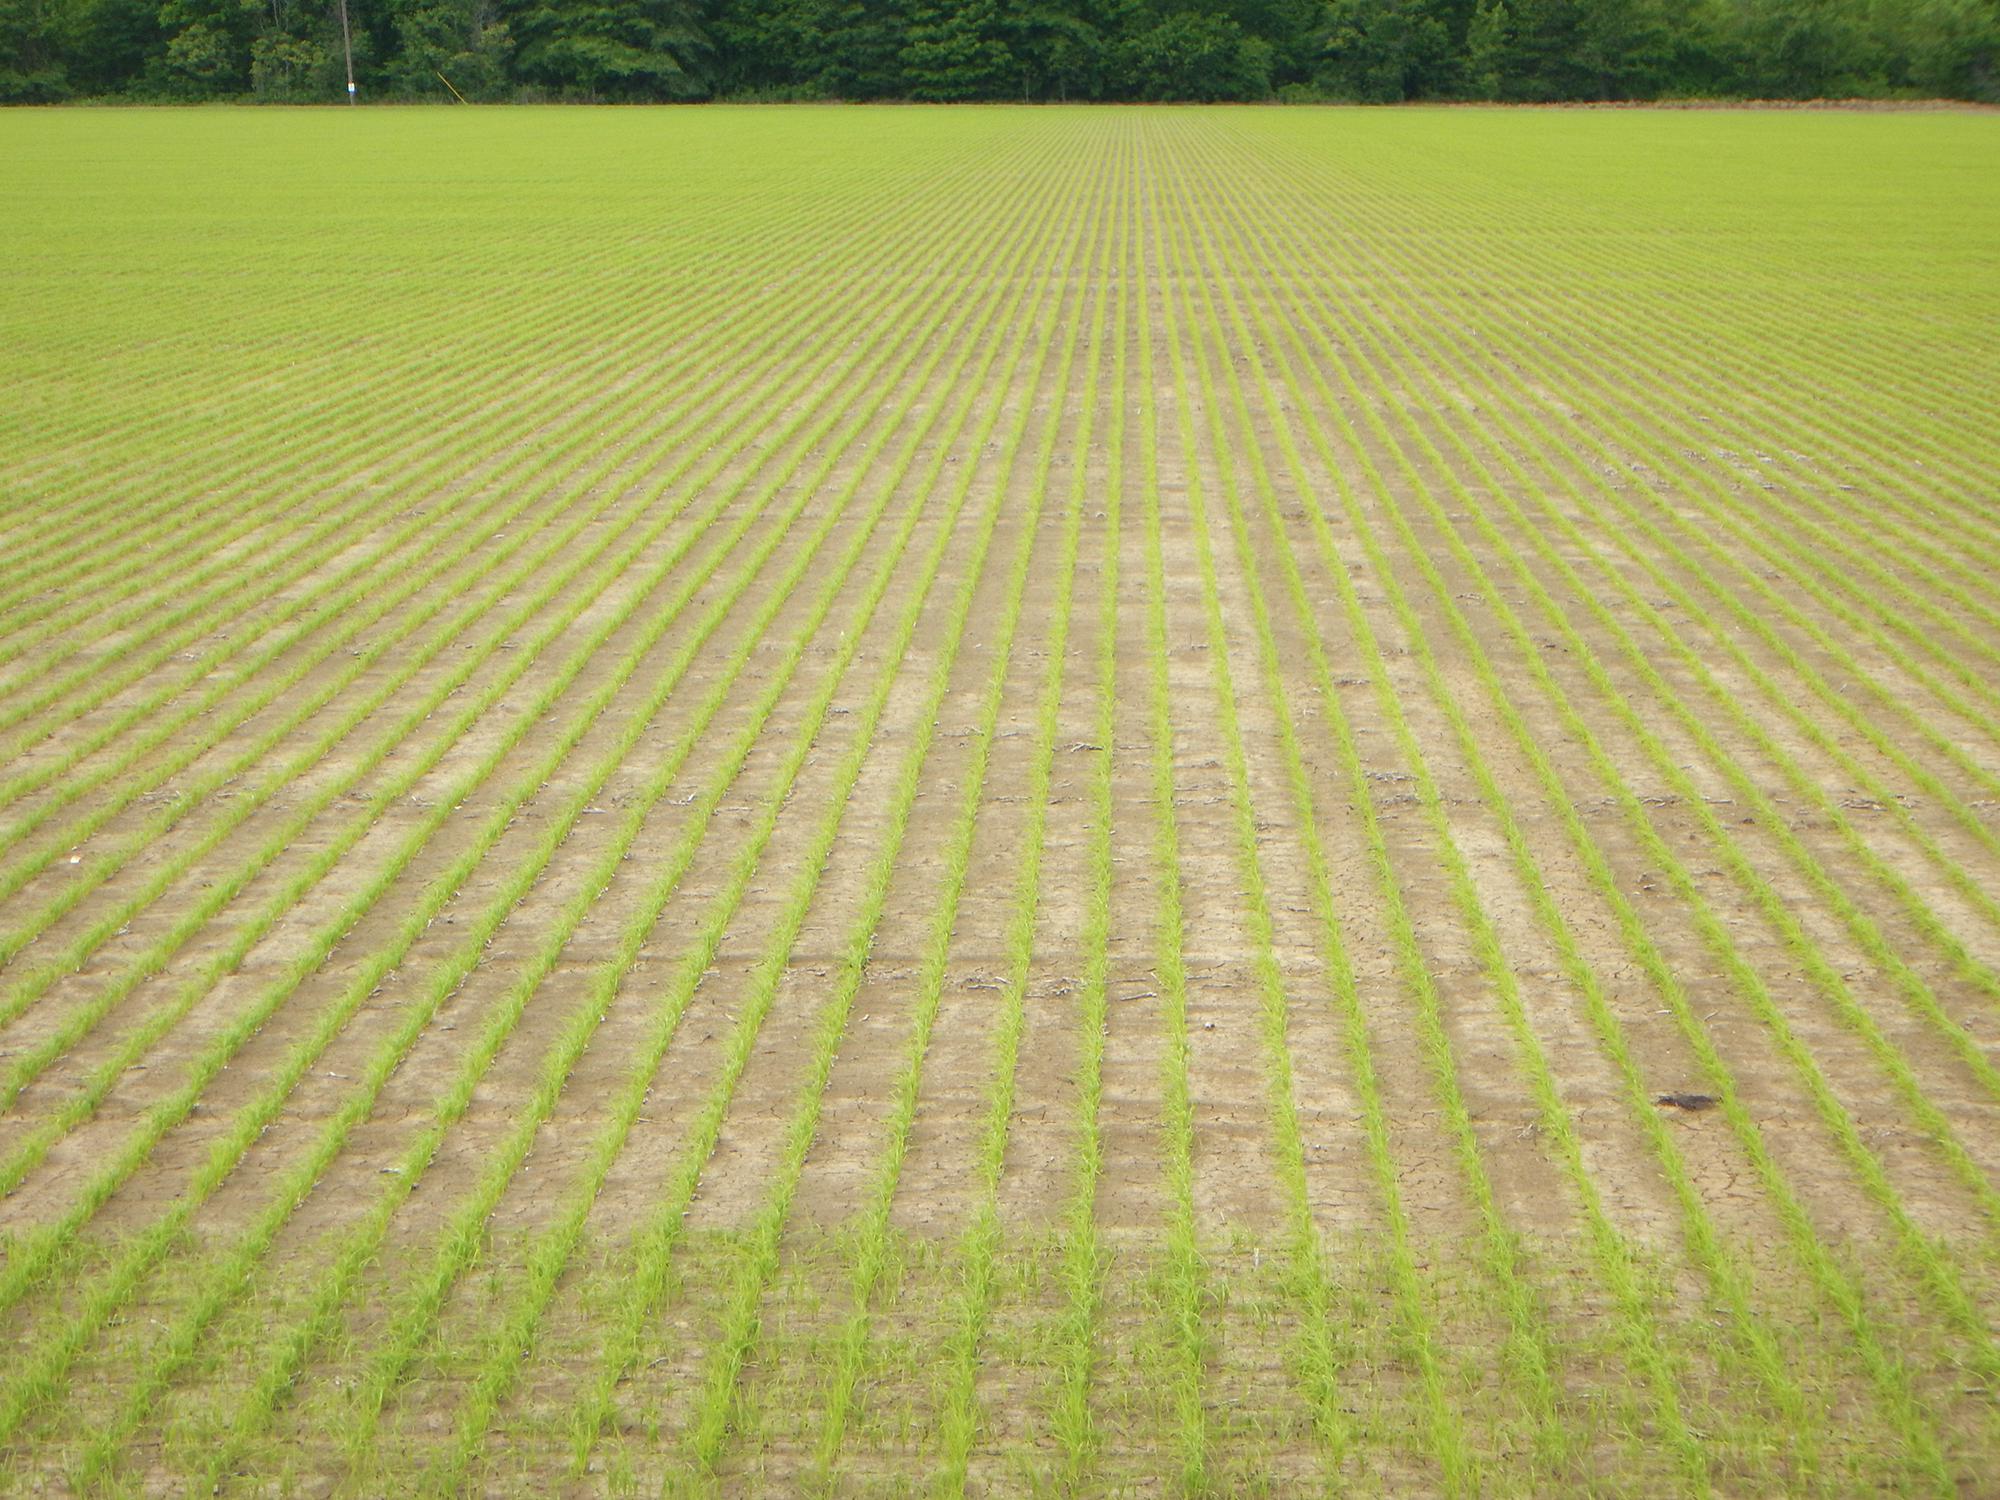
[4,0,1995,105]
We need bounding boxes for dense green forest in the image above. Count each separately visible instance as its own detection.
[2,0,1995,105]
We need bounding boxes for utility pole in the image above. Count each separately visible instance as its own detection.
[337,0,356,103]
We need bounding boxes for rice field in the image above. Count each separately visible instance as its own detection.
[1,104,1998,1496]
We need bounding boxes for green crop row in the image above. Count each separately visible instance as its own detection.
[2,107,1994,1496]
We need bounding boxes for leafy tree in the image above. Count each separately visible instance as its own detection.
[0,0,67,97]
[1213,0,1319,83]
[384,0,511,97]
[1316,0,1452,99]
[1000,0,1105,98]
[1572,0,1671,95]
[1463,0,1506,92]
[55,0,159,93]
[1895,0,2000,97]
[809,0,907,95]
[901,0,1011,97]
[1726,0,1866,93]
[249,26,328,93]
[9,0,1999,106]
[708,0,902,97]
[146,0,254,95]
[1496,0,1569,92]
[508,0,707,97]
[219,0,360,100]
[1124,9,1270,97]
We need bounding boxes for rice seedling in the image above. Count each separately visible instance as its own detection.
[3,105,1994,1497]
